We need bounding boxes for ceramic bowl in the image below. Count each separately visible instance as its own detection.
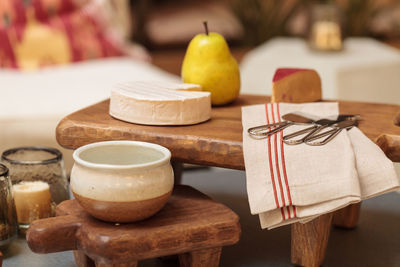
[70,141,174,223]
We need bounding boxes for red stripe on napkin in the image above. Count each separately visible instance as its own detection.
[276,103,297,218]
[265,104,280,214]
[271,104,290,219]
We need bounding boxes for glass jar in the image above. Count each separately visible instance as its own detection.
[1,147,69,232]
[0,164,18,249]
[309,3,343,52]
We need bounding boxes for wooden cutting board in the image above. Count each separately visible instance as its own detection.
[26,185,241,266]
[56,94,400,169]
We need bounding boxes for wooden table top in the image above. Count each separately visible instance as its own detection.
[56,94,400,170]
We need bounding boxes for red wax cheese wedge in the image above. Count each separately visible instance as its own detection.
[271,68,322,103]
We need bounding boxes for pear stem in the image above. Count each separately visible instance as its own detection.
[203,21,209,35]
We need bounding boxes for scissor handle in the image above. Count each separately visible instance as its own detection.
[304,128,342,146]
[283,124,319,145]
[248,121,289,137]
[305,123,356,146]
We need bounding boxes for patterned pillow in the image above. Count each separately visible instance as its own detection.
[0,0,125,69]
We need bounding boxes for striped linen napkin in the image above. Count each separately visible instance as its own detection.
[242,102,400,229]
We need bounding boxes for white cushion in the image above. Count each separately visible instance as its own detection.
[0,57,179,171]
[240,37,400,105]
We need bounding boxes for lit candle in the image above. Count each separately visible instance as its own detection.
[12,181,52,225]
[311,21,342,51]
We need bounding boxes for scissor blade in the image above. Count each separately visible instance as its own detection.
[335,119,358,129]
[281,113,315,124]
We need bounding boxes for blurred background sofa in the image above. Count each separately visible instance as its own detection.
[0,0,179,170]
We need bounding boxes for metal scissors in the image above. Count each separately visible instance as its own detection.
[282,115,358,145]
[248,113,358,145]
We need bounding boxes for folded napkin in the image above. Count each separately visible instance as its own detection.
[242,102,400,229]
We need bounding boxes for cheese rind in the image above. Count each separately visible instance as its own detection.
[272,68,309,82]
[109,81,211,125]
[271,68,322,103]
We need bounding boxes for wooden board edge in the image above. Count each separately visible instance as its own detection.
[375,134,400,162]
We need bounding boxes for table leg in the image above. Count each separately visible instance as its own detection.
[73,250,95,267]
[172,160,183,185]
[179,247,222,267]
[0,250,3,267]
[333,202,361,229]
[291,213,333,267]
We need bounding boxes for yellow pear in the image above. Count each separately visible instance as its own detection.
[181,22,240,106]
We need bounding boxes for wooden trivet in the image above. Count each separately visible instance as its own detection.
[27,185,241,267]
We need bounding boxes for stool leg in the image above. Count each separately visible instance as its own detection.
[179,247,222,267]
[172,160,183,185]
[333,202,361,229]
[73,250,95,267]
[291,213,333,267]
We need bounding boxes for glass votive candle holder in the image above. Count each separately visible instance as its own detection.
[308,3,343,52]
[1,147,69,233]
[0,164,18,249]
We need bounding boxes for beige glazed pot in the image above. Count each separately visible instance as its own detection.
[70,141,174,223]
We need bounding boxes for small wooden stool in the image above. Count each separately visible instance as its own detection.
[26,185,241,267]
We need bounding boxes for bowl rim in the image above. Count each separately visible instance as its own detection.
[73,141,171,170]
[1,146,62,165]
[0,163,8,177]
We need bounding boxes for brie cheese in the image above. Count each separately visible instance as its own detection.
[109,81,211,125]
